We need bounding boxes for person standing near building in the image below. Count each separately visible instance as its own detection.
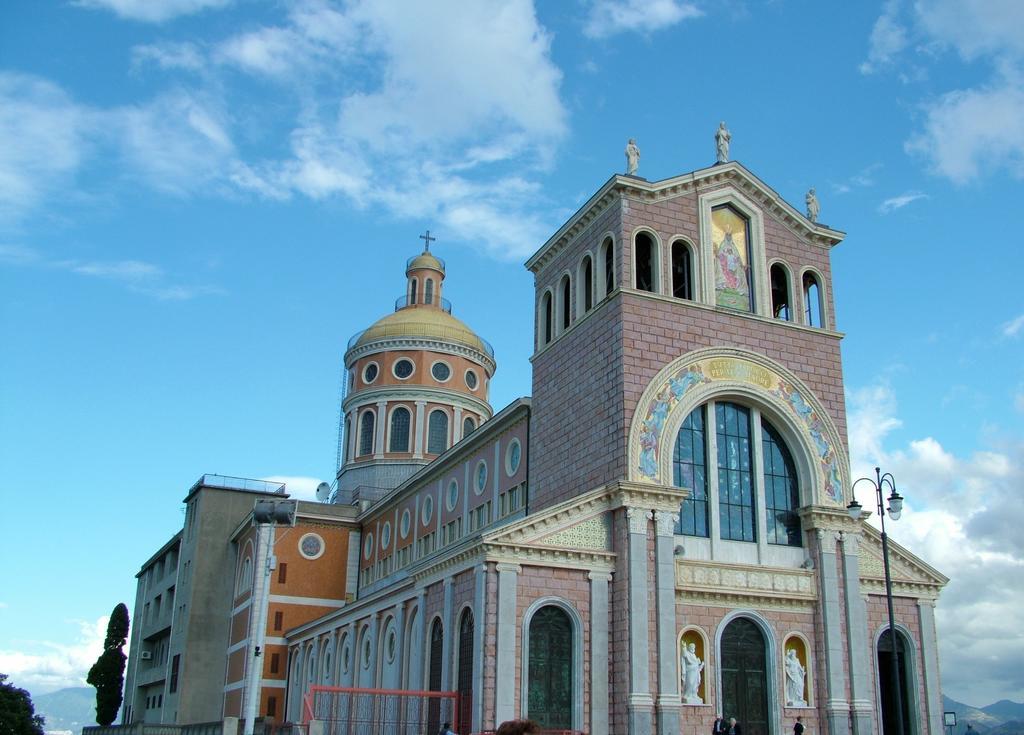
[712,714,727,734]
[439,722,457,735]
[793,715,805,735]
[727,716,743,734]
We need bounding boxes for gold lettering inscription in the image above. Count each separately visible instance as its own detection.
[706,359,774,389]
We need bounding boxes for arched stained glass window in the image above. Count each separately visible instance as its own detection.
[762,420,801,546]
[674,406,708,537]
[389,407,411,453]
[358,410,375,456]
[528,606,573,729]
[428,411,449,454]
[717,402,755,542]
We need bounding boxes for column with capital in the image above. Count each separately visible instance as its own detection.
[410,590,428,690]
[654,510,682,735]
[389,602,406,690]
[441,578,454,691]
[495,563,519,724]
[918,600,944,735]
[413,401,426,458]
[374,400,387,458]
[626,507,654,734]
[816,528,851,735]
[589,570,612,735]
[471,564,487,732]
[840,532,873,735]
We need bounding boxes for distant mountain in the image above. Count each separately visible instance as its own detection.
[985,702,1024,722]
[943,694,1005,733]
[33,686,96,735]
[987,721,1024,735]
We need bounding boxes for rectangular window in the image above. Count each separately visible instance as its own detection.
[277,563,287,584]
[270,653,280,674]
[273,611,283,631]
[169,655,179,693]
[267,696,277,718]
[716,402,756,542]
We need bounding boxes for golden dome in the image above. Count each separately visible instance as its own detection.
[406,251,445,273]
[354,307,491,357]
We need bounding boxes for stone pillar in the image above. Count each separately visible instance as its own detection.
[346,410,357,464]
[472,564,487,732]
[840,532,873,735]
[816,529,851,735]
[918,601,944,735]
[441,577,454,690]
[654,511,682,735]
[410,589,428,690]
[391,601,406,690]
[453,406,464,444]
[495,564,519,724]
[589,571,611,735]
[374,400,387,458]
[346,624,358,688]
[413,401,426,458]
[626,507,654,734]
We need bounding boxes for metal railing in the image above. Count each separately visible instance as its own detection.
[189,475,286,495]
[394,295,453,313]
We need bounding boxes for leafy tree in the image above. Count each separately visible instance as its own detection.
[87,603,130,726]
[0,673,46,735]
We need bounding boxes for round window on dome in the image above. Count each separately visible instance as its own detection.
[465,369,478,390]
[393,359,414,379]
[363,362,379,384]
[431,361,451,382]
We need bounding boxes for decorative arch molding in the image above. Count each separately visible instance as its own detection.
[519,596,585,731]
[629,347,847,505]
[714,610,781,735]
[872,623,921,735]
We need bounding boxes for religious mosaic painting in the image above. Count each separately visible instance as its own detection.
[636,356,844,503]
[712,205,753,311]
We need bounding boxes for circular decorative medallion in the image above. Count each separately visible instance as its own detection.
[393,358,414,379]
[505,438,522,476]
[299,532,325,560]
[465,369,478,390]
[431,361,451,382]
[446,479,459,511]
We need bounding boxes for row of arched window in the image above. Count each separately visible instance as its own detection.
[408,277,436,306]
[539,236,616,345]
[346,406,478,459]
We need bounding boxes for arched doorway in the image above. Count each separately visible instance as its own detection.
[527,606,573,729]
[457,609,474,732]
[877,629,914,735]
[427,619,443,735]
[721,617,769,735]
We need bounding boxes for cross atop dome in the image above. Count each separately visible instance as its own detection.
[419,229,436,252]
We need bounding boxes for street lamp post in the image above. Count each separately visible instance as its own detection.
[847,467,905,735]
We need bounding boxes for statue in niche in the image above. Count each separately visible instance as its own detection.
[806,188,820,223]
[715,121,731,163]
[681,641,705,704]
[785,647,807,706]
[625,138,640,175]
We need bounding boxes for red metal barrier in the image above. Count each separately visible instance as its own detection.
[303,685,460,735]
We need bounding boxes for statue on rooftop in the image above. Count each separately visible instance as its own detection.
[625,138,640,176]
[806,188,820,223]
[715,121,731,163]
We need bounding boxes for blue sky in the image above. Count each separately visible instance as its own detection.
[1,0,1022,710]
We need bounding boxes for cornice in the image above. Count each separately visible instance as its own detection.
[345,335,496,375]
[525,162,845,275]
[483,541,616,573]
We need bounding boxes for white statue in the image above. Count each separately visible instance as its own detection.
[681,642,705,704]
[785,648,807,706]
[625,138,640,175]
[715,121,731,163]
[806,188,820,223]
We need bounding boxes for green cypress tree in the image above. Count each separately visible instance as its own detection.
[87,603,130,726]
[0,674,45,735]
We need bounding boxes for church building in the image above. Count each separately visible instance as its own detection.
[119,147,947,735]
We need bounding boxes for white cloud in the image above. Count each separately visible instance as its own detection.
[860,1,907,74]
[261,475,328,502]
[73,0,232,23]
[583,0,702,39]
[0,617,108,695]
[914,0,1024,61]
[0,73,86,222]
[1001,313,1024,337]
[878,190,928,213]
[132,41,205,72]
[847,381,1024,705]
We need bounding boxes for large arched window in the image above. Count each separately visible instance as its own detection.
[601,237,615,297]
[712,205,753,311]
[559,274,571,331]
[389,407,411,453]
[671,400,803,547]
[427,410,449,454]
[634,231,656,293]
[803,272,823,327]
[770,263,791,320]
[527,606,573,729]
[671,240,693,300]
[358,410,375,456]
